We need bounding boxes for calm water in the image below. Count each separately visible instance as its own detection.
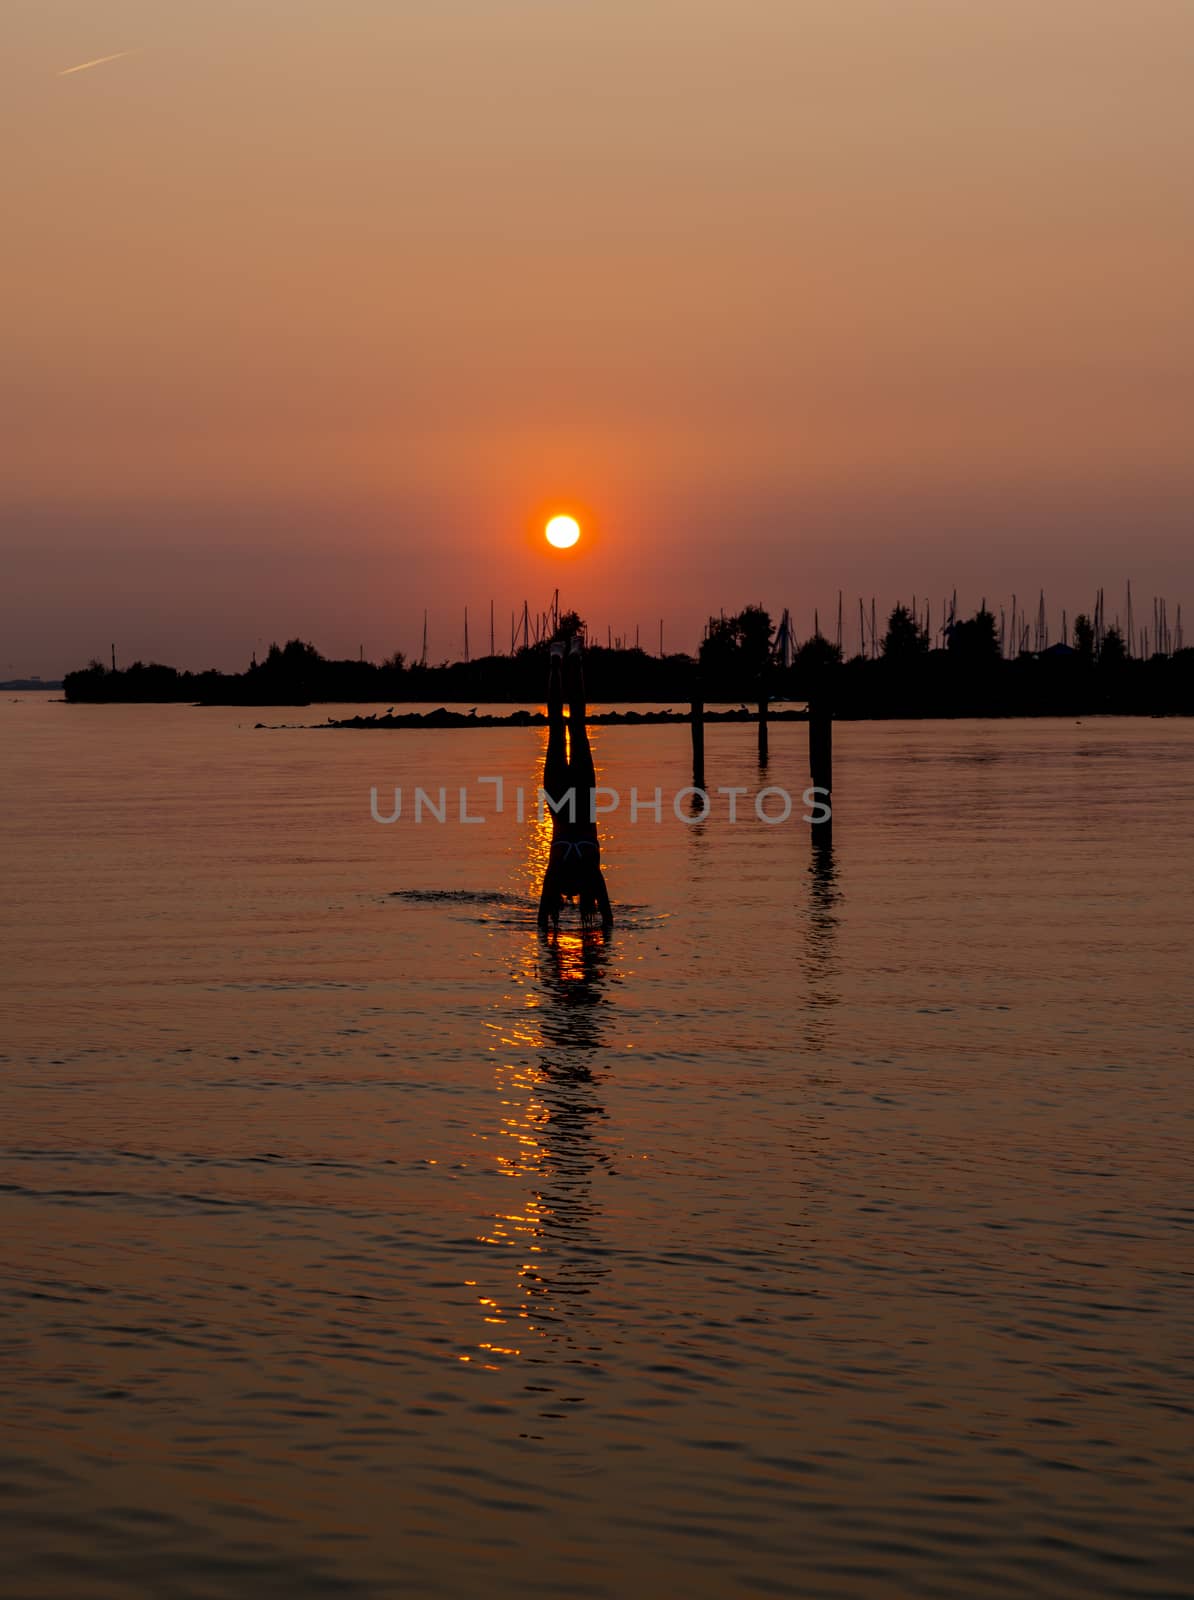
[2,699,1192,1599]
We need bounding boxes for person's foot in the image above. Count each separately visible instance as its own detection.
[547,648,564,716]
[564,644,584,704]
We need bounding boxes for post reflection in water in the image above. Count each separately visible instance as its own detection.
[803,836,841,1052]
[680,751,838,1056]
[468,733,617,1369]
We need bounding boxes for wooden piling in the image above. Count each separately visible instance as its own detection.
[691,684,705,787]
[758,682,769,764]
[809,691,832,841]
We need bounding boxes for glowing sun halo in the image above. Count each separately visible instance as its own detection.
[545,515,580,549]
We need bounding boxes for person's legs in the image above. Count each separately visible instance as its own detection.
[543,643,568,798]
[589,869,613,929]
[564,638,596,791]
[564,638,612,928]
[539,644,568,929]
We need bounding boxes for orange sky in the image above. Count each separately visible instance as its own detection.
[2,0,1192,674]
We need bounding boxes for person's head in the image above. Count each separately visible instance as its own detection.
[555,862,584,897]
[546,865,596,908]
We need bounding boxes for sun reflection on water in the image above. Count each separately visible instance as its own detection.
[468,727,616,1367]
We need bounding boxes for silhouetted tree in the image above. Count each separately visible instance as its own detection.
[699,615,738,675]
[263,639,324,669]
[553,610,586,643]
[793,634,842,674]
[882,604,929,663]
[737,605,774,669]
[1099,625,1127,668]
[698,606,774,695]
[1073,614,1095,659]
[947,608,1000,666]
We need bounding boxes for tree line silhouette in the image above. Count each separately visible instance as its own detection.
[63,604,1194,716]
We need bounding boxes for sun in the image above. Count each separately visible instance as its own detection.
[545,515,580,549]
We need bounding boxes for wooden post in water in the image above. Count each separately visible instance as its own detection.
[757,672,769,764]
[691,680,705,788]
[809,688,833,842]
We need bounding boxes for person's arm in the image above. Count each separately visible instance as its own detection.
[594,870,613,929]
[538,867,560,928]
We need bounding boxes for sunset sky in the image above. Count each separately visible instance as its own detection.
[3,0,1192,675]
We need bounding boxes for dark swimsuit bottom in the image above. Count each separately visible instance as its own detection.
[549,835,600,893]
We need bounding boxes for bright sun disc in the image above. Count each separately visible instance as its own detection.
[545,515,580,549]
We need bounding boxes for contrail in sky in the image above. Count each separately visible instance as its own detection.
[57,49,143,78]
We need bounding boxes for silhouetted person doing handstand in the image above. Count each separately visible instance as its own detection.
[538,638,613,929]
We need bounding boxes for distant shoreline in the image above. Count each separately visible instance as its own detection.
[58,615,1194,720]
[47,696,1194,723]
[310,705,807,729]
[254,705,1189,729]
[19,695,1192,724]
